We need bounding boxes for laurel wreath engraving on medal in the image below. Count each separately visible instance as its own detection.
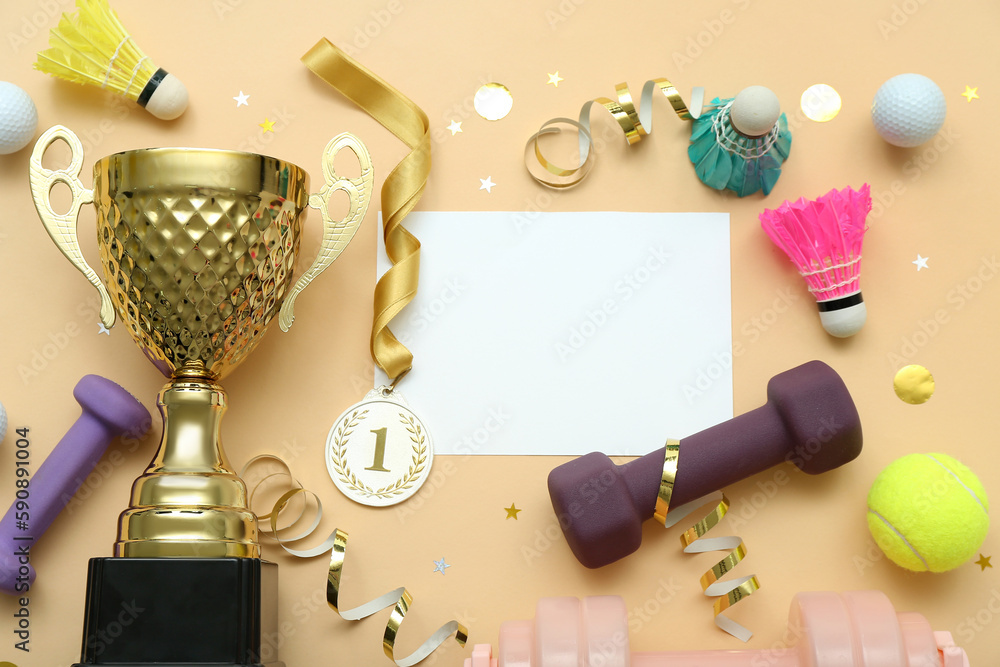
[330,408,428,499]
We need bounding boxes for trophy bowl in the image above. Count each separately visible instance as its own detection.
[29,125,373,558]
[92,145,310,380]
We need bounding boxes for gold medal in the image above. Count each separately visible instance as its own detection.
[299,39,466,665]
[303,39,436,509]
[326,387,433,507]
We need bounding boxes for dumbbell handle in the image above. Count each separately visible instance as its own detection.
[630,358,863,509]
[620,399,801,510]
[0,375,149,594]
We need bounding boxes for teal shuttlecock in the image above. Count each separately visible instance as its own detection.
[688,86,791,197]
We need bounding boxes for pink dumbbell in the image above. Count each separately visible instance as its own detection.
[466,591,969,667]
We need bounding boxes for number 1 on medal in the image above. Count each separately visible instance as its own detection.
[366,427,391,472]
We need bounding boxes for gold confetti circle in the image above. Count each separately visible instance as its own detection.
[800,84,842,122]
[893,365,935,404]
[474,83,513,121]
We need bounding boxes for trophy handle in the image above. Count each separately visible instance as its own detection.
[278,132,374,332]
[29,125,114,329]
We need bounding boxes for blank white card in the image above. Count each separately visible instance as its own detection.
[375,211,733,455]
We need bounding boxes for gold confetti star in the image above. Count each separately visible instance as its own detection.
[976,553,993,570]
[912,254,929,271]
[547,72,564,87]
[962,86,979,102]
[505,503,521,519]
[447,120,463,135]
[259,118,275,133]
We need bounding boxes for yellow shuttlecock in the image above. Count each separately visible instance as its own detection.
[35,0,187,120]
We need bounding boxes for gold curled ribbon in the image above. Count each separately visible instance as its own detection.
[242,455,312,540]
[327,528,469,667]
[240,455,468,665]
[525,79,706,189]
[302,38,430,383]
[653,441,760,642]
[653,439,680,524]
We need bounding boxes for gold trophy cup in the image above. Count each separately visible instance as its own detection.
[29,125,373,666]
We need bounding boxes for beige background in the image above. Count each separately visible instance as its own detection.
[1,0,999,665]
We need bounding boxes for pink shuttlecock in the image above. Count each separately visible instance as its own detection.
[760,184,872,338]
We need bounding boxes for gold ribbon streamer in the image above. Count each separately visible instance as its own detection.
[653,441,760,642]
[525,79,706,189]
[326,528,469,667]
[241,456,468,665]
[653,439,680,524]
[302,39,430,382]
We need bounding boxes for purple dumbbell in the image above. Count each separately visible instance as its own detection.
[547,360,863,568]
[0,375,150,594]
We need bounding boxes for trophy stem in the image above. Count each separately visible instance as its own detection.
[115,373,260,558]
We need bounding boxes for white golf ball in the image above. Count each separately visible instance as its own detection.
[871,74,946,148]
[0,82,38,155]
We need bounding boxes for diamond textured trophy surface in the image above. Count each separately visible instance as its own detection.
[29,125,373,667]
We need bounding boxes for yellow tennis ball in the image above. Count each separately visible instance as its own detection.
[867,453,989,572]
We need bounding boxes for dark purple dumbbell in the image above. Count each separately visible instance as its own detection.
[0,375,150,594]
[547,360,862,568]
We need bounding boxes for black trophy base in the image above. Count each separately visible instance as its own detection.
[73,557,283,667]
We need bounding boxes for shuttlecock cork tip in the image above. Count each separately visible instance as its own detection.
[731,85,781,137]
[139,70,188,121]
[819,297,867,338]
